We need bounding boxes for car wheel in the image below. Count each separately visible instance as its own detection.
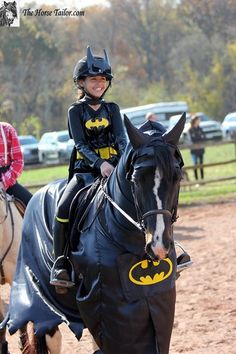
[41,153,48,164]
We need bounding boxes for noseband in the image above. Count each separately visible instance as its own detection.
[142,209,175,222]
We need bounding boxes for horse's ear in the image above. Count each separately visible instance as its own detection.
[124,114,149,149]
[162,112,186,145]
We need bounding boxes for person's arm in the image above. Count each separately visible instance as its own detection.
[1,125,24,189]
[109,103,127,154]
[68,105,104,169]
[199,127,206,140]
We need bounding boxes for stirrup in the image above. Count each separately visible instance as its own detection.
[175,241,193,274]
[50,256,75,288]
[177,252,193,273]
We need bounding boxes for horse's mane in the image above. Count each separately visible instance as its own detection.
[143,138,176,185]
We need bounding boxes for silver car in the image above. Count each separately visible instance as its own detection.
[18,135,39,165]
[222,112,236,140]
[38,130,71,164]
[169,112,223,144]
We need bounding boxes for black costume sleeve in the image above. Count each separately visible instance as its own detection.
[68,104,104,169]
[109,103,127,155]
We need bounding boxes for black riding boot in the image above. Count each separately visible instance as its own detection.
[50,219,75,288]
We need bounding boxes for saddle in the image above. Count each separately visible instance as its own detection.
[67,178,102,251]
[14,197,26,217]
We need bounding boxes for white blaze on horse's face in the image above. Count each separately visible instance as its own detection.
[6,9,14,23]
[150,167,167,259]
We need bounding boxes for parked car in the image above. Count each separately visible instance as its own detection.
[169,112,223,144]
[38,130,71,164]
[66,138,74,159]
[18,135,39,165]
[196,112,223,141]
[222,112,236,140]
[121,101,189,130]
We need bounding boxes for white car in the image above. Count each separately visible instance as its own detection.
[169,112,223,144]
[222,112,236,140]
[38,130,71,164]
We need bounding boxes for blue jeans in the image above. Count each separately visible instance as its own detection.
[191,153,204,180]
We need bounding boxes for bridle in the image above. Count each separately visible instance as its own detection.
[0,188,15,284]
[101,143,181,233]
[101,183,179,234]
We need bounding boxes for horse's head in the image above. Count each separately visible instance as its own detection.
[124,113,185,260]
[2,1,17,26]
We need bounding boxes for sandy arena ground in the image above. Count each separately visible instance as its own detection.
[2,201,236,353]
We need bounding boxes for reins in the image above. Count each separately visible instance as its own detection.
[102,187,144,232]
[101,186,176,233]
[0,189,15,284]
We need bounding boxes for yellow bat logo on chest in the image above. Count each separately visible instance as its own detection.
[129,258,173,285]
[85,117,109,130]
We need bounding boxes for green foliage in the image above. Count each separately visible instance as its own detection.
[19,115,42,138]
[1,0,236,128]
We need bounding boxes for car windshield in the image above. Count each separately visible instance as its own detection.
[226,116,236,122]
[57,134,69,142]
[19,137,38,145]
[198,115,210,122]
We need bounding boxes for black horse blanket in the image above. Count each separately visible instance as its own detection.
[4,179,84,338]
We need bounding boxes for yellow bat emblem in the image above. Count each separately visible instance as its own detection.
[129,258,173,285]
[85,117,109,130]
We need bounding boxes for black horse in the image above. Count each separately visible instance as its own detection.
[4,114,185,354]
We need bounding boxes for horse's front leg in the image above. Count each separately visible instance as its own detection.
[0,300,8,354]
[45,327,62,354]
[0,327,8,354]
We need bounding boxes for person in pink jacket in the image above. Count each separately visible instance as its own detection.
[0,121,32,206]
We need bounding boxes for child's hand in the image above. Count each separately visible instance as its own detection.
[100,161,114,177]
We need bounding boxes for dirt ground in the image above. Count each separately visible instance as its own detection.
[2,201,236,353]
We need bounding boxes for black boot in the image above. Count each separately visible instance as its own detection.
[200,168,204,179]
[50,219,75,288]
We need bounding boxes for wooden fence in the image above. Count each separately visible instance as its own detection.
[23,139,236,190]
[180,139,236,187]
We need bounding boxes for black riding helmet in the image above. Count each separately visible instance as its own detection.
[73,46,113,104]
[73,46,113,83]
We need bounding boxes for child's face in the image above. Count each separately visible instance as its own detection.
[79,76,109,98]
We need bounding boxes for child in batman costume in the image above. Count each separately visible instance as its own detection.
[50,46,192,290]
[50,46,127,288]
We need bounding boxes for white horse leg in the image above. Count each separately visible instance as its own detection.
[0,298,8,353]
[92,337,100,352]
[45,328,62,354]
